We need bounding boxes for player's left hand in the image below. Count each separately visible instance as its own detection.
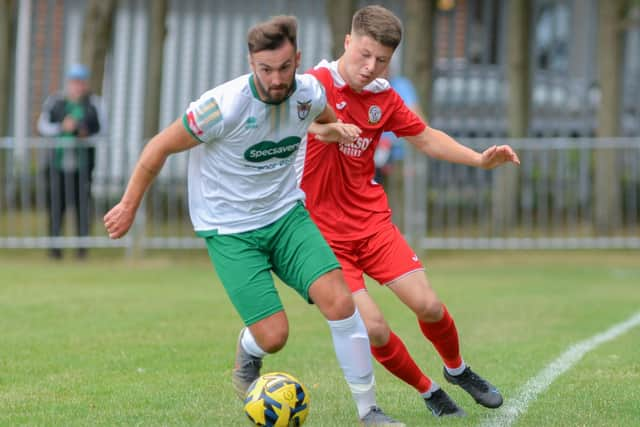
[479,144,520,169]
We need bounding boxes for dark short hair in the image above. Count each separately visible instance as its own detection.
[247,15,298,53]
[351,5,403,50]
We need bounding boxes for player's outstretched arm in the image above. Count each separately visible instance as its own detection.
[404,126,520,169]
[104,118,199,239]
[308,105,361,144]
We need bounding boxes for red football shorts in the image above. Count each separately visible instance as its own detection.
[327,223,424,293]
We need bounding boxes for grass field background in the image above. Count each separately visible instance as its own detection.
[1,250,638,426]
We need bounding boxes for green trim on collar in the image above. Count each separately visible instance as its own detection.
[249,74,261,100]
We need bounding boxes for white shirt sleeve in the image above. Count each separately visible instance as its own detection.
[37,94,63,136]
[183,89,225,143]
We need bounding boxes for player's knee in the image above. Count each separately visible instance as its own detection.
[321,287,355,320]
[366,317,390,346]
[257,325,289,353]
[332,290,356,318]
[310,270,356,320]
[414,299,443,322]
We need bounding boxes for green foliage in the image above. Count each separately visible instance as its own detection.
[1,251,638,426]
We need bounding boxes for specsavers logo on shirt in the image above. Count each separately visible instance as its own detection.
[244,136,301,162]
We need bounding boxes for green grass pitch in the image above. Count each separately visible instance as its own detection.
[1,250,638,426]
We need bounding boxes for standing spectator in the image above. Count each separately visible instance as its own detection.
[37,64,103,259]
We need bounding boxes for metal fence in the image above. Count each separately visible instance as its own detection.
[4,0,640,252]
[395,137,640,250]
[1,137,639,253]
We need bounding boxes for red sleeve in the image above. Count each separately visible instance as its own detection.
[306,67,332,92]
[385,89,426,137]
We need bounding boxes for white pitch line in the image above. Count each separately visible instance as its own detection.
[479,311,640,427]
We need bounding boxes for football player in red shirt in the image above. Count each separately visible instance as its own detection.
[298,5,520,418]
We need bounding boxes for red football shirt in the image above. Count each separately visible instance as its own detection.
[300,60,426,241]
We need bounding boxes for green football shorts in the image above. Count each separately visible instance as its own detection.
[201,203,341,326]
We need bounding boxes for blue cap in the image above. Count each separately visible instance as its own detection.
[67,63,90,80]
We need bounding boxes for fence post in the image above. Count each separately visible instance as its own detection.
[403,143,428,250]
[13,0,31,168]
[125,198,146,258]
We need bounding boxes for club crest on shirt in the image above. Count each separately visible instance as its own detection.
[297,100,312,120]
[368,105,382,124]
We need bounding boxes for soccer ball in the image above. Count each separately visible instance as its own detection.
[244,372,310,427]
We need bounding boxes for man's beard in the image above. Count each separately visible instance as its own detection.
[255,76,294,103]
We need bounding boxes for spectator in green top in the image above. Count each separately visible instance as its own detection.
[37,64,104,260]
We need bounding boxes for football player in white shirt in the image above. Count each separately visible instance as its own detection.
[104,15,403,426]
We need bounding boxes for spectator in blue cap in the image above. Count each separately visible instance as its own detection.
[37,63,105,260]
[67,63,90,80]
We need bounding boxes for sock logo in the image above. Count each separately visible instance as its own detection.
[244,136,302,162]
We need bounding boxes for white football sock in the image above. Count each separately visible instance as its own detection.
[327,308,377,418]
[240,327,268,358]
[420,381,441,399]
[445,360,467,376]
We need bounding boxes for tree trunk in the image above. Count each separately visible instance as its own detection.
[81,0,116,96]
[403,0,436,117]
[143,0,167,139]
[401,0,436,246]
[0,0,15,135]
[325,0,357,59]
[595,0,625,233]
[0,0,15,208]
[507,0,531,138]
[493,0,531,233]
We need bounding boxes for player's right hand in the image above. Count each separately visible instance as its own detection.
[104,202,136,239]
[315,122,362,144]
[479,144,521,169]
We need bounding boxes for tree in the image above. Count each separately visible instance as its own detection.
[143,0,168,139]
[81,0,117,96]
[401,0,436,245]
[595,0,627,232]
[325,0,357,59]
[0,0,15,208]
[0,0,15,135]
[403,0,437,117]
[506,0,531,139]
[493,0,532,233]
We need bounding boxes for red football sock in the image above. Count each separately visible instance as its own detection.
[371,330,432,393]
[418,304,463,369]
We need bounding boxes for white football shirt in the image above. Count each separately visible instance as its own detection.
[183,73,326,235]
